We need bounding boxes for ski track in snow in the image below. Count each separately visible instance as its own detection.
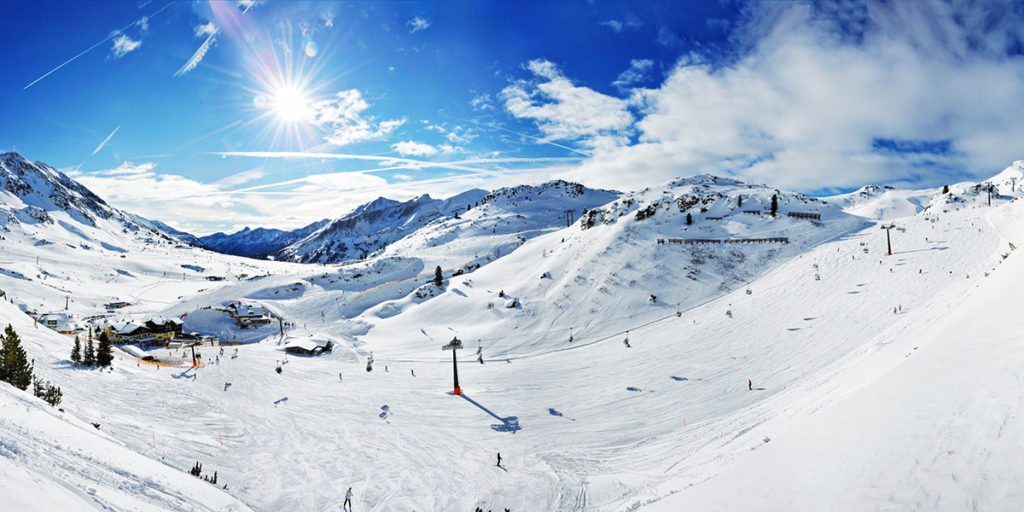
[2,165,1024,510]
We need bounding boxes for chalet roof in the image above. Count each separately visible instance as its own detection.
[116,323,148,335]
[283,338,332,351]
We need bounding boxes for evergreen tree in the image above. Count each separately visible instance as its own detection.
[70,336,82,365]
[0,325,34,390]
[770,194,779,217]
[96,331,113,367]
[942,184,950,194]
[83,337,95,367]
[685,213,693,225]
[32,376,62,407]
[433,266,443,287]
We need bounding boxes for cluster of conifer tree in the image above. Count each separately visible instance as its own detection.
[1,324,61,407]
[70,330,113,368]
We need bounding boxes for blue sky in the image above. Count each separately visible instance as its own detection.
[3,1,1024,233]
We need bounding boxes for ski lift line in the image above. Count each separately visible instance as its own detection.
[388,307,685,365]
[388,232,868,364]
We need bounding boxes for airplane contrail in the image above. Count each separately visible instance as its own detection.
[23,2,173,90]
[91,126,121,155]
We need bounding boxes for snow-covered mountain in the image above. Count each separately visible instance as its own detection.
[0,152,197,246]
[276,190,490,263]
[378,180,620,269]
[4,152,1024,511]
[199,219,329,259]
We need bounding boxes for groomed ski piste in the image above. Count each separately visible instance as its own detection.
[2,157,1024,511]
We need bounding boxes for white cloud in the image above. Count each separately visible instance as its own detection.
[561,1,1024,192]
[194,22,217,37]
[391,141,438,157]
[446,126,476,144]
[408,16,431,34]
[500,59,634,152]
[612,59,654,90]
[111,34,141,58]
[470,93,494,111]
[216,168,266,187]
[601,20,624,32]
[600,14,642,33]
[77,162,246,233]
[656,27,682,48]
[438,144,464,155]
[310,89,406,146]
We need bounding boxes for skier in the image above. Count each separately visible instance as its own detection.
[338,372,343,381]
[496,452,503,468]
[748,379,752,391]
[343,487,353,511]
[411,369,416,377]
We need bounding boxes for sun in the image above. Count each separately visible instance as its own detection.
[268,84,311,124]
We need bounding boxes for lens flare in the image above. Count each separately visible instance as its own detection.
[304,40,318,58]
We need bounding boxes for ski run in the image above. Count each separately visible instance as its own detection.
[3,152,1024,511]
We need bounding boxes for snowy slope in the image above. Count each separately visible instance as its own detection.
[825,184,937,220]
[2,157,1024,511]
[644,196,1024,512]
[0,383,250,512]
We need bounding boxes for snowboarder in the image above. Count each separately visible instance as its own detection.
[411,369,416,377]
[343,487,353,511]
[338,372,343,381]
[275,365,282,374]
[748,379,752,391]
[496,452,503,468]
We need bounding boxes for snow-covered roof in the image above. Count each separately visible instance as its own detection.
[283,338,332,351]
[148,317,183,326]
[116,322,147,334]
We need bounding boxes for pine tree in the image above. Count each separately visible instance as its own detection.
[685,213,693,225]
[32,376,62,407]
[96,331,113,367]
[434,266,443,287]
[770,194,778,217]
[0,325,34,390]
[83,337,95,367]
[70,336,82,365]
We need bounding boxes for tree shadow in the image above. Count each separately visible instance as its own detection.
[461,394,521,433]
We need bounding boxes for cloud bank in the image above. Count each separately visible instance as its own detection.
[514,1,1024,192]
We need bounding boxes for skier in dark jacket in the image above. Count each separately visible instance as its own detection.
[748,379,752,391]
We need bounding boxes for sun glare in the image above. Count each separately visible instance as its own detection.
[269,85,311,124]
